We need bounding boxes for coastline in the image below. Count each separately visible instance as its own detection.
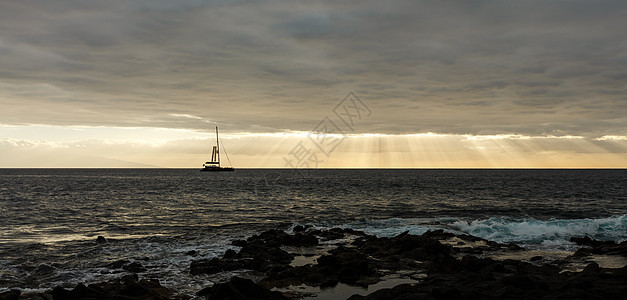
[4,225,626,300]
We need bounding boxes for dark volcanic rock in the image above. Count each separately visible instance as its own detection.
[260,265,316,288]
[192,230,297,276]
[355,230,453,260]
[197,277,288,300]
[123,261,147,273]
[530,255,543,262]
[421,229,456,239]
[106,259,131,269]
[190,257,247,275]
[243,229,319,247]
[289,232,319,247]
[223,249,237,259]
[96,236,107,243]
[32,264,56,277]
[349,259,627,300]
[292,225,309,232]
[249,229,291,247]
[261,244,379,289]
[238,243,293,264]
[317,246,376,285]
[45,274,179,300]
[311,227,367,241]
[582,262,601,273]
[570,236,627,257]
[571,236,609,247]
[0,290,20,300]
[351,230,460,274]
[192,227,627,300]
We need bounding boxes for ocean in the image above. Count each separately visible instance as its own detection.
[0,169,625,296]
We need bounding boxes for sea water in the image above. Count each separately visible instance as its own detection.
[0,169,625,295]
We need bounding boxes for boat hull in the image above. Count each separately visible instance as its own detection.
[200,167,234,172]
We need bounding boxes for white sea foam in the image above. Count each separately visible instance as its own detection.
[450,215,627,250]
[331,215,626,251]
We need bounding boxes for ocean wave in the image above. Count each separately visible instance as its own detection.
[449,215,627,249]
[329,215,626,251]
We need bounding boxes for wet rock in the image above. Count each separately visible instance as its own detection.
[259,266,305,288]
[573,247,592,257]
[123,261,147,273]
[251,229,319,247]
[185,250,198,256]
[506,243,524,250]
[193,230,301,276]
[96,236,107,243]
[502,274,540,290]
[293,225,309,232]
[539,264,561,276]
[192,227,627,299]
[50,286,72,299]
[570,236,606,247]
[458,233,486,242]
[121,273,140,284]
[350,257,627,300]
[106,259,131,269]
[316,246,376,285]
[460,255,495,272]
[223,249,237,259]
[238,244,294,270]
[260,243,379,289]
[355,231,453,260]
[232,239,248,247]
[421,229,456,239]
[190,257,246,275]
[347,283,428,300]
[0,290,20,300]
[570,236,627,258]
[312,227,366,241]
[247,229,292,247]
[351,230,461,275]
[32,264,55,277]
[289,233,319,247]
[530,255,543,262]
[197,277,288,300]
[582,262,601,273]
[49,274,178,300]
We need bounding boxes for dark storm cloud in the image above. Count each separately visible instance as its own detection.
[1,0,626,137]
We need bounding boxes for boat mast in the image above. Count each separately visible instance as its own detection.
[215,126,220,167]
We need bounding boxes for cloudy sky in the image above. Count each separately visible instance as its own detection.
[1,0,626,168]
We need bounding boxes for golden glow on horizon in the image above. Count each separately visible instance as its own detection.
[596,135,627,141]
[1,125,626,168]
[0,125,627,168]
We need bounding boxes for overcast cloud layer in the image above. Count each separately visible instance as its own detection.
[1,0,626,137]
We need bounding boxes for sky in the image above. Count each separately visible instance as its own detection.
[1,0,626,168]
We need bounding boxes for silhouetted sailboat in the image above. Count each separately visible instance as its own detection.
[201,126,234,172]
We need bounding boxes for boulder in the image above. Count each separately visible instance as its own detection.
[49,274,176,300]
[197,277,288,300]
[0,290,20,300]
[123,261,147,273]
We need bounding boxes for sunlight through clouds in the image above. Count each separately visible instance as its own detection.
[1,0,626,167]
[1,126,625,168]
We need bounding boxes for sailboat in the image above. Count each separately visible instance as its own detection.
[201,126,234,172]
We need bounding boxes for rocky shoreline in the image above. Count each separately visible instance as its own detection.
[2,226,626,300]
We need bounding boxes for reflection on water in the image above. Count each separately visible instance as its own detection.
[272,277,420,300]
[0,168,625,294]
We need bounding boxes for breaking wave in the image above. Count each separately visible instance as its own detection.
[450,215,627,250]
